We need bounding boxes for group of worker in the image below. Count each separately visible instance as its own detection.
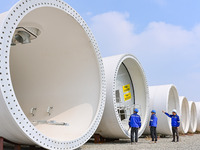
[128,108,180,144]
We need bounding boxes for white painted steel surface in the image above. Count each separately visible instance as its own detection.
[96,54,149,139]
[179,97,189,134]
[0,0,106,149]
[188,101,197,133]
[144,85,180,135]
[195,102,200,132]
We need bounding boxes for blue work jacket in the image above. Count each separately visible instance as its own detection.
[165,113,180,127]
[149,114,157,127]
[129,113,141,128]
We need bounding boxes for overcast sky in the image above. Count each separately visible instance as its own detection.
[1,0,200,102]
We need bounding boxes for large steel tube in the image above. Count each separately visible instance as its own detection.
[95,54,149,139]
[195,102,200,132]
[144,85,180,135]
[179,96,189,134]
[188,101,197,133]
[0,0,106,149]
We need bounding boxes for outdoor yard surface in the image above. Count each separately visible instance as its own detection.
[78,133,200,150]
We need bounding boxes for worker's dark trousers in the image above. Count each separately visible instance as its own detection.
[172,127,179,141]
[150,126,157,141]
[131,127,138,142]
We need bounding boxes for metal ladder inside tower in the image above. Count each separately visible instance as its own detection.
[116,90,141,121]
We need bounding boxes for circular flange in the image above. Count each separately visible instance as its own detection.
[0,0,106,149]
[96,54,149,139]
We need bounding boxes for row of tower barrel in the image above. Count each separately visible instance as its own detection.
[96,55,200,139]
[143,86,200,135]
[0,0,199,150]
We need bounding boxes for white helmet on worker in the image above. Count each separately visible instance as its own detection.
[172,109,177,114]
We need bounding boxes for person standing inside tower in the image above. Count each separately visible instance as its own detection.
[162,109,180,142]
[149,110,158,143]
[129,108,141,144]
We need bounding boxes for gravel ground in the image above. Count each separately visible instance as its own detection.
[78,133,200,150]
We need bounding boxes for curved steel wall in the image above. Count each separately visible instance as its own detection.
[144,85,180,135]
[96,54,149,139]
[179,96,189,134]
[195,102,200,132]
[188,101,197,133]
[0,0,106,149]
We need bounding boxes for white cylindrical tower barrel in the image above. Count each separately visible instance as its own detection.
[96,54,149,139]
[144,85,180,135]
[195,102,200,132]
[179,96,189,134]
[188,101,197,133]
[0,0,106,149]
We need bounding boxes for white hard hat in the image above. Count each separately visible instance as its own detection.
[172,109,177,113]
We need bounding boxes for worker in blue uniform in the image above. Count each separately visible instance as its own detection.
[129,108,141,144]
[162,109,180,142]
[149,110,158,143]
